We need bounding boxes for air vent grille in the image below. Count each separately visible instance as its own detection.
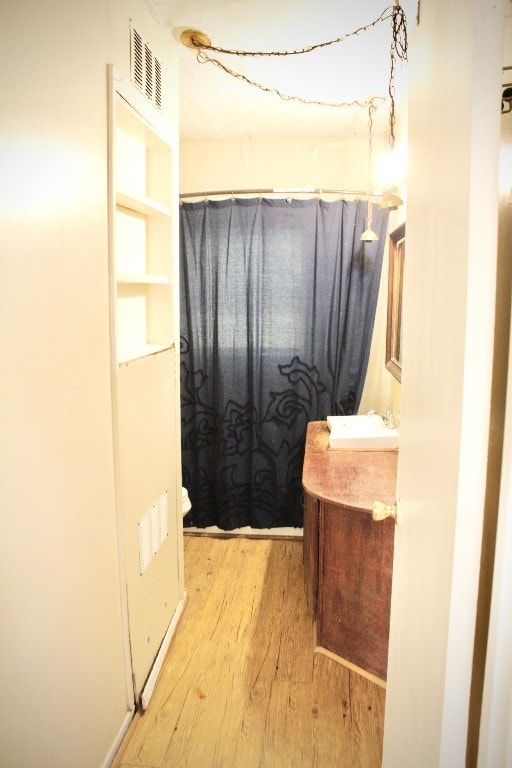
[132,27,144,91]
[145,43,153,99]
[130,22,163,111]
[154,59,162,110]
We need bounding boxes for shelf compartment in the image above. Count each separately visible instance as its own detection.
[117,273,170,285]
[117,192,170,217]
[116,283,172,365]
[115,207,171,277]
[115,97,172,210]
[110,69,175,367]
[118,343,173,365]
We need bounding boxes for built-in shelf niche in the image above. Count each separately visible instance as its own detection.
[111,72,174,364]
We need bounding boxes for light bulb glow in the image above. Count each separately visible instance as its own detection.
[375,144,408,190]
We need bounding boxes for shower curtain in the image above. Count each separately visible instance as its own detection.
[180,197,389,530]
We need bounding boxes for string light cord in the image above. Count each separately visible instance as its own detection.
[388,3,408,149]
[195,7,394,58]
[186,3,408,216]
[196,49,384,109]
[366,102,377,233]
[193,5,407,112]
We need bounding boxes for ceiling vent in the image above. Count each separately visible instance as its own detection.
[130,22,163,111]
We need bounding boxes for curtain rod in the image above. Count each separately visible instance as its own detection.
[179,187,384,200]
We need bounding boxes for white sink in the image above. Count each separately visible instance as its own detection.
[327,414,399,450]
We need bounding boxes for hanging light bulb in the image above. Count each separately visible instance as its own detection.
[380,188,403,209]
[361,192,379,240]
[361,224,379,241]
[361,101,379,242]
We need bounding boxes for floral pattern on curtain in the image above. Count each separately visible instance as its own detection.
[180,198,389,530]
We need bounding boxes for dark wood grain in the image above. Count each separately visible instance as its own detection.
[318,502,394,680]
[303,492,319,618]
[302,421,397,510]
[302,421,397,683]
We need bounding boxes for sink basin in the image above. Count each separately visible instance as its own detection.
[327,414,399,450]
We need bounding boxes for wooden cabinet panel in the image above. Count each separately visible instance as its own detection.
[303,492,319,617]
[318,501,394,681]
[117,349,181,693]
[302,421,397,685]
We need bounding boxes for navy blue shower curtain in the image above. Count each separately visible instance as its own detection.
[180,197,388,530]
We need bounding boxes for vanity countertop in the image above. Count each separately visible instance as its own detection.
[302,421,398,510]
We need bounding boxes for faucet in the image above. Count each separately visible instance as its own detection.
[383,409,400,430]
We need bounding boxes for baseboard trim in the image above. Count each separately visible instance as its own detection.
[101,707,135,768]
[184,525,303,539]
[140,594,187,710]
[314,645,387,689]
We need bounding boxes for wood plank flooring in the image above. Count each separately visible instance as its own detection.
[112,535,385,768]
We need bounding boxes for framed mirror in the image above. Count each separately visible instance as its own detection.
[386,222,405,382]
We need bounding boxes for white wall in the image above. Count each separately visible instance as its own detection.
[359,205,404,416]
[0,1,178,766]
[180,135,386,194]
[382,0,504,765]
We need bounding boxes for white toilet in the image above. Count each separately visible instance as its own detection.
[181,487,191,517]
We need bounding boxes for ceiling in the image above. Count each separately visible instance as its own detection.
[147,0,413,142]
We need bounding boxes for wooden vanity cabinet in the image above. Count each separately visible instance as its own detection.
[303,492,319,618]
[302,421,397,685]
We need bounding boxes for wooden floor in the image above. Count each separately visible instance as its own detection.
[112,535,385,768]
